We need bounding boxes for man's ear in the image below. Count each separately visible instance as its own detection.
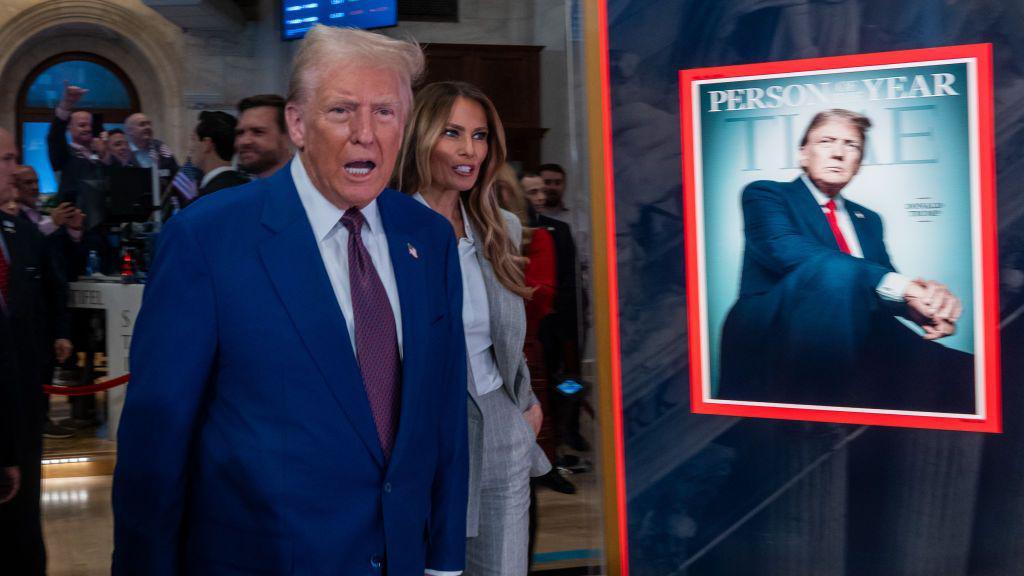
[201,137,215,156]
[797,145,808,169]
[285,102,305,149]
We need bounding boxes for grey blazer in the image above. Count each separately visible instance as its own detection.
[465,210,552,538]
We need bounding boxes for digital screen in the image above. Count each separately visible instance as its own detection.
[282,0,397,40]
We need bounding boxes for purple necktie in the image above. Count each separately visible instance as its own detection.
[341,208,402,458]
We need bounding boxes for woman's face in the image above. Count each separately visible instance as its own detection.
[428,96,489,194]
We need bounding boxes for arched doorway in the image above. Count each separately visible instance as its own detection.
[16,52,140,194]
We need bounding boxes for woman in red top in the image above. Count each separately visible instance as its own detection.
[494,164,557,336]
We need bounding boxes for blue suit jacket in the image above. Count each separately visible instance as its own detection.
[112,164,468,575]
[718,178,894,405]
[734,177,893,299]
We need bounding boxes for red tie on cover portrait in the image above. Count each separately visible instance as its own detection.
[823,199,852,255]
[341,207,402,458]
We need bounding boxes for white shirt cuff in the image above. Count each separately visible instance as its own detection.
[38,217,58,236]
[424,570,462,576]
[876,272,910,302]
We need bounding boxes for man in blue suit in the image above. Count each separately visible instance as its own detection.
[113,25,468,575]
[718,109,973,413]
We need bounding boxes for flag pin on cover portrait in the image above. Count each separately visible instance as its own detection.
[407,242,418,259]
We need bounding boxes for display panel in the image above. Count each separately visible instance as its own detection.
[680,46,1000,431]
[589,1,1024,575]
[282,0,397,40]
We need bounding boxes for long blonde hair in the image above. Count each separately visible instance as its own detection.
[396,81,530,298]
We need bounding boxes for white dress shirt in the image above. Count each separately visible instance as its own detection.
[802,174,909,301]
[299,171,458,576]
[199,165,234,190]
[413,192,504,398]
[292,158,403,357]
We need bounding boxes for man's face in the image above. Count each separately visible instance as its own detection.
[798,119,863,195]
[521,175,546,210]
[126,113,153,144]
[13,166,39,207]
[236,106,292,177]
[539,169,565,207]
[0,131,17,206]
[286,63,406,209]
[108,133,132,164]
[69,111,94,147]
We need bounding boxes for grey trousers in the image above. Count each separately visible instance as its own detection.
[465,388,534,576]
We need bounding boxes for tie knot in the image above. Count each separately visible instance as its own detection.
[341,208,366,235]
[824,199,837,213]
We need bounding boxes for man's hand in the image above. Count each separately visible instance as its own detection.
[905,279,961,340]
[66,208,84,230]
[523,404,542,437]
[51,202,77,227]
[0,467,20,504]
[55,338,74,364]
[59,81,89,112]
[90,135,107,157]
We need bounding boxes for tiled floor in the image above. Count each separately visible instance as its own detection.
[40,465,603,575]
[42,476,113,576]
[40,389,605,572]
[39,388,603,573]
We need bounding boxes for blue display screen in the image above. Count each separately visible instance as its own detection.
[282,0,397,40]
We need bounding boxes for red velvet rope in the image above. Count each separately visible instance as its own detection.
[43,374,130,396]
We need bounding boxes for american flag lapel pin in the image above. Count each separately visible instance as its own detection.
[854,211,865,219]
[407,242,418,259]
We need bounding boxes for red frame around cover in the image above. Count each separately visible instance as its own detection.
[678,45,1001,433]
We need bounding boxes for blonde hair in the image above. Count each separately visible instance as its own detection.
[287,25,425,115]
[493,162,528,231]
[396,81,530,298]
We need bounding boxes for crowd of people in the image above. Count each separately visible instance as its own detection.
[0,23,591,576]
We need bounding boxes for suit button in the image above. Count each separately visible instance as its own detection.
[384,482,392,493]
[370,555,383,569]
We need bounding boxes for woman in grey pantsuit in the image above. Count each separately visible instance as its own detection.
[397,81,552,575]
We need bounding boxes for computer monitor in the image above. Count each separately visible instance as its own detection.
[104,167,154,224]
[281,0,397,40]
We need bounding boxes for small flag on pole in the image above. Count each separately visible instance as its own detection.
[171,159,201,201]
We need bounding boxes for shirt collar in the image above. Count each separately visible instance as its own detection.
[200,165,232,189]
[801,173,845,211]
[292,155,384,243]
[412,191,474,243]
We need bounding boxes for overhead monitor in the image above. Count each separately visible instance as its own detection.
[282,0,397,40]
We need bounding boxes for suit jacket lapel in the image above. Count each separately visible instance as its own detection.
[470,220,521,403]
[375,189,427,467]
[257,168,385,467]
[791,177,840,251]
[846,200,880,263]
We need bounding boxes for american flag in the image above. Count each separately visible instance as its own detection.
[171,159,202,201]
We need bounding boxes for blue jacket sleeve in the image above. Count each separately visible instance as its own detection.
[425,229,469,571]
[742,181,890,289]
[111,216,218,576]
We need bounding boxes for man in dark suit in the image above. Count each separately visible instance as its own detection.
[113,25,469,575]
[718,109,972,413]
[188,111,250,198]
[0,127,72,575]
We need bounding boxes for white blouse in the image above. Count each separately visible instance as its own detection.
[413,193,503,397]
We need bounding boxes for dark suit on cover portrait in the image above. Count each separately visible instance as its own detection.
[111,164,468,575]
[718,177,974,413]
